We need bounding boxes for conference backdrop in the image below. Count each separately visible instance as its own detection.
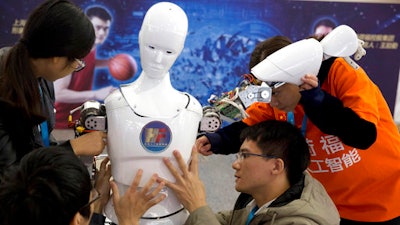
[1,0,399,122]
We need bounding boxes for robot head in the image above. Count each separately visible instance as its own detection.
[139,2,188,79]
[251,38,323,86]
[320,24,359,60]
[251,25,359,86]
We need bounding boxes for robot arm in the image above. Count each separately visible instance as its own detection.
[68,100,107,137]
[199,77,272,133]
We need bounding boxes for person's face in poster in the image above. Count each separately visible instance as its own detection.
[314,25,333,38]
[91,16,111,45]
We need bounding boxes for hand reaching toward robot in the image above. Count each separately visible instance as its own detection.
[69,130,107,156]
[195,136,213,156]
[93,157,112,214]
[158,147,208,213]
[111,170,166,225]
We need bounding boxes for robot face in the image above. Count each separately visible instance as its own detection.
[138,2,188,79]
[139,29,185,78]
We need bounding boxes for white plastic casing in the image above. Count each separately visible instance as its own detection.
[251,38,323,85]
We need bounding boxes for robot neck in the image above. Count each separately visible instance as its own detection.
[136,71,175,92]
[120,72,189,117]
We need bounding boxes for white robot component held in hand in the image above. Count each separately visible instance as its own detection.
[252,24,365,85]
[103,2,202,224]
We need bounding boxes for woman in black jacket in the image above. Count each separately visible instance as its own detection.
[0,0,106,173]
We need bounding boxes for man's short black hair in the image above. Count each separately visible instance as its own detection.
[240,120,310,185]
[86,5,112,22]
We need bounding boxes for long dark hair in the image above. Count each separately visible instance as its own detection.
[0,0,95,123]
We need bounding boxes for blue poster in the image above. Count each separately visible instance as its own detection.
[1,0,399,123]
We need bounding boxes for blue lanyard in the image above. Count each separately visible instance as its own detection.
[287,111,295,124]
[246,206,258,225]
[40,121,49,147]
[38,83,49,147]
[287,111,307,137]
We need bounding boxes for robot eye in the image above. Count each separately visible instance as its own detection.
[166,50,173,54]
[148,45,155,50]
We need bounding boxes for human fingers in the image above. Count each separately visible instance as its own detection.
[140,174,158,195]
[196,136,209,145]
[99,157,110,170]
[195,137,213,156]
[162,156,183,183]
[189,146,199,176]
[301,74,318,88]
[146,181,166,207]
[127,169,143,194]
[110,180,120,203]
[95,157,111,183]
[141,174,166,205]
[306,75,318,86]
[172,150,190,178]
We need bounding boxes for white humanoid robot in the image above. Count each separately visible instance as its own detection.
[103,2,202,224]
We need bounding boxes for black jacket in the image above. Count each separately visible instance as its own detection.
[0,48,72,174]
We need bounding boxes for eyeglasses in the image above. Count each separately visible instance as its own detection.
[74,58,86,72]
[78,188,101,212]
[267,81,285,89]
[235,151,278,161]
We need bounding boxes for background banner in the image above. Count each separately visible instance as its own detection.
[1,0,399,124]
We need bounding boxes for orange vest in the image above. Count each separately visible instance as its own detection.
[243,58,400,222]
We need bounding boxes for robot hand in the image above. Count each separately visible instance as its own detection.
[353,39,366,61]
[199,76,272,133]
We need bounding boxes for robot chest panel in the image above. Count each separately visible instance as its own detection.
[107,106,198,157]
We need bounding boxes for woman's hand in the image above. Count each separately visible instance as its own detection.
[93,157,112,214]
[70,131,107,156]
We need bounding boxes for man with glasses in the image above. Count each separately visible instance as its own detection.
[159,120,340,225]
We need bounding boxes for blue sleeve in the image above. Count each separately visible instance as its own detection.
[300,87,376,149]
[204,121,248,155]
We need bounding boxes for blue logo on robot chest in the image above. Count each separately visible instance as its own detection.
[140,121,172,153]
